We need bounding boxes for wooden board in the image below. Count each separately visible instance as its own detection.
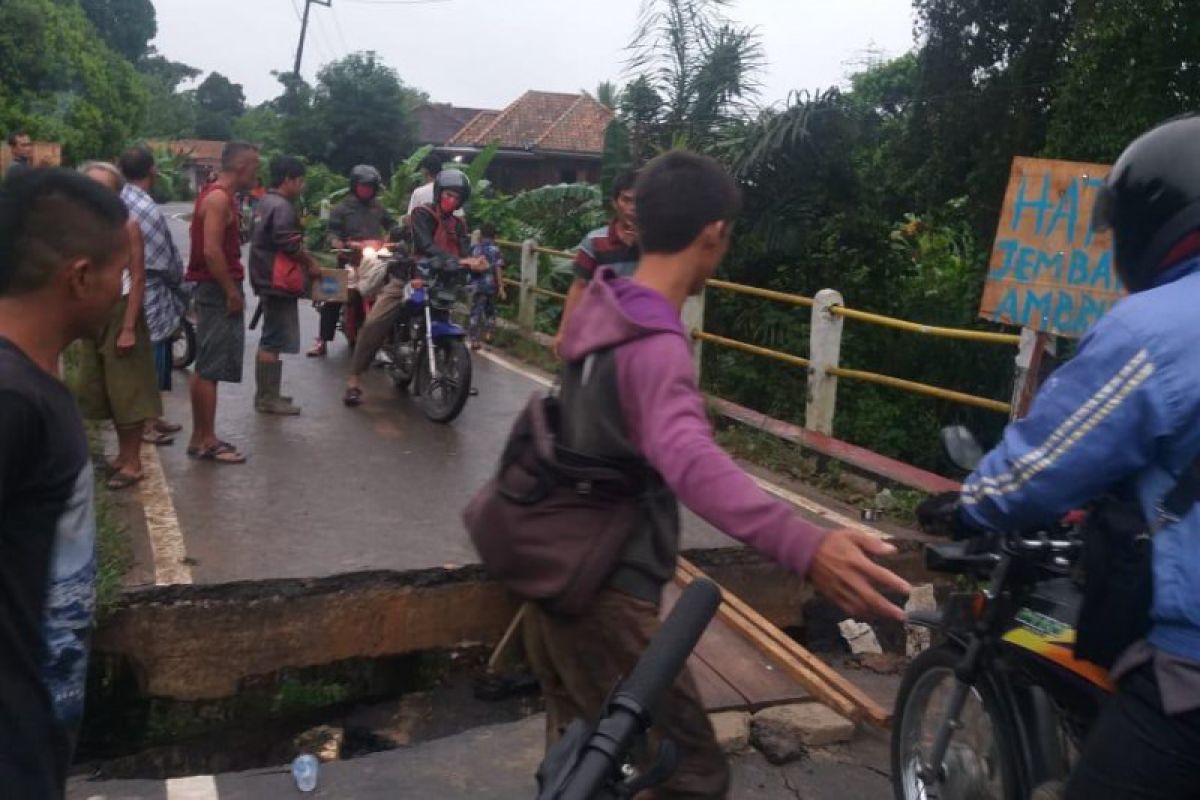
[684,653,750,713]
[676,558,891,727]
[661,582,807,712]
[979,156,1119,338]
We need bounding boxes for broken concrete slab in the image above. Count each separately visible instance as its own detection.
[710,711,751,754]
[751,702,856,764]
[839,619,883,655]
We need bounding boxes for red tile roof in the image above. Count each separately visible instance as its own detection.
[445,91,614,155]
[415,103,495,145]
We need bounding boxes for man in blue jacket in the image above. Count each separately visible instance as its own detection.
[960,118,1200,797]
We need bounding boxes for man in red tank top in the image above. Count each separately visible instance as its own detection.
[185,141,259,464]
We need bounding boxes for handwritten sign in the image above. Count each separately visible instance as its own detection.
[979,157,1120,338]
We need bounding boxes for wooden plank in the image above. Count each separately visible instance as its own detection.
[676,559,891,727]
[686,653,751,713]
[661,582,802,712]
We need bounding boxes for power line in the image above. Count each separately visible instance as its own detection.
[329,4,352,54]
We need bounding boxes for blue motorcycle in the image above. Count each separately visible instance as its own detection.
[382,255,473,423]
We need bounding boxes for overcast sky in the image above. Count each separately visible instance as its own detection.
[151,0,917,110]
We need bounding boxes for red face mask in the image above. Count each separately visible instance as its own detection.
[354,184,376,201]
[439,194,459,214]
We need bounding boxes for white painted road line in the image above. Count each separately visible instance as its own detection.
[476,347,554,388]
[139,442,193,585]
[480,347,890,539]
[165,775,218,800]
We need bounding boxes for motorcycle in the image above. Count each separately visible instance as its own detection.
[891,427,1111,800]
[379,254,474,423]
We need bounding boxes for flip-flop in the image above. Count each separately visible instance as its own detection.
[143,430,175,446]
[343,387,364,407]
[107,471,145,491]
[154,420,183,434]
[193,441,246,464]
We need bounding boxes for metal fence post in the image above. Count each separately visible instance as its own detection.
[682,289,706,379]
[519,239,538,331]
[806,289,844,435]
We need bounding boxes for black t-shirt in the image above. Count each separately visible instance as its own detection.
[0,337,95,799]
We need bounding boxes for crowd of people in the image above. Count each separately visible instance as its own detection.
[2,118,1200,799]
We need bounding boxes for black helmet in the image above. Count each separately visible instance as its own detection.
[349,164,382,190]
[433,169,471,207]
[1093,115,1200,293]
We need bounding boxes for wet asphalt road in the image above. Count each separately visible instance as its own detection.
[153,204,727,585]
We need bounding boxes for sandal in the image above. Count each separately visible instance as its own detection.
[107,471,145,491]
[154,420,183,434]
[343,387,364,407]
[143,430,175,446]
[307,341,328,358]
[190,441,246,464]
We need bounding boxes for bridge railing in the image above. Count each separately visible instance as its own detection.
[495,238,1018,433]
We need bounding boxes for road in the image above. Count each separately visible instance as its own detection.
[127,204,733,588]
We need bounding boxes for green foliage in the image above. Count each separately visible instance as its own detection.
[621,0,763,158]
[0,0,148,163]
[505,183,606,248]
[192,71,246,140]
[146,145,193,202]
[80,0,157,62]
[379,143,435,215]
[1044,0,1200,162]
[279,52,427,178]
[232,104,284,151]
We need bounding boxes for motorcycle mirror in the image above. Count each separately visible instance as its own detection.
[941,425,984,472]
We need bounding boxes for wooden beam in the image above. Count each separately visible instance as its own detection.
[675,558,891,728]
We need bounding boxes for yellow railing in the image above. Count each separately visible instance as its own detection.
[494,237,1016,415]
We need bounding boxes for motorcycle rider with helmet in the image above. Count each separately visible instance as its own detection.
[307,164,394,358]
[342,169,484,406]
[927,117,1200,798]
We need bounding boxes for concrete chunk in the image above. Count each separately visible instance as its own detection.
[709,711,751,754]
[751,702,855,763]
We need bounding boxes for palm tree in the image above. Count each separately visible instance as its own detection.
[623,0,764,153]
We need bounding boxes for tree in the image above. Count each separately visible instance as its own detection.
[80,0,157,62]
[1044,0,1200,162]
[595,80,621,108]
[281,52,425,177]
[137,50,201,139]
[192,71,246,139]
[624,0,763,152]
[0,0,147,161]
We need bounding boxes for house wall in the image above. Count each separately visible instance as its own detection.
[483,154,602,193]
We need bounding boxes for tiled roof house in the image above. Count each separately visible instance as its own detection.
[441,91,615,191]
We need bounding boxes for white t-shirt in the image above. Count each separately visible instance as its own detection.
[407,182,434,214]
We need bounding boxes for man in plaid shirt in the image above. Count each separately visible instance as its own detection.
[118,147,187,441]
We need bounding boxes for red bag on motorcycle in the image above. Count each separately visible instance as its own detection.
[270,251,306,296]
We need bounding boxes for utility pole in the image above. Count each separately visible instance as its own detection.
[293,0,332,77]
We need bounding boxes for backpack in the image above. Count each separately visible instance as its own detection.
[463,393,653,616]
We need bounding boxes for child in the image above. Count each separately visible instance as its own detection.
[467,223,507,350]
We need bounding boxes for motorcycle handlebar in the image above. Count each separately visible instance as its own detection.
[550,579,720,800]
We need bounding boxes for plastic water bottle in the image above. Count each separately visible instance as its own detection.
[291,754,319,792]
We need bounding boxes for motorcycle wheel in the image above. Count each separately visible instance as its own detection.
[892,644,1022,800]
[414,338,472,423]
[171,319,196,370]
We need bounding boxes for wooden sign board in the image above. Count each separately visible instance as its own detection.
[979,157,1120,338]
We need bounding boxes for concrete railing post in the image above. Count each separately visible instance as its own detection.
[806,289,844,435]
[519,238,538,331]
[682,289,706,378]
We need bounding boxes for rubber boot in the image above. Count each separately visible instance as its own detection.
[255,361,301,415]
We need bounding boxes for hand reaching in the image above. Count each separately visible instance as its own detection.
[808,529,912,622]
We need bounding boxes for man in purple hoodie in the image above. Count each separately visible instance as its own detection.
[527,150,912,798]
